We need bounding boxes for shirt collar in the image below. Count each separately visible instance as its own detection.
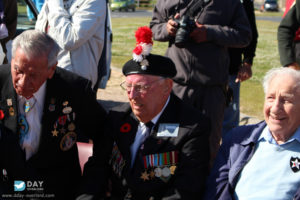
[18,82,47,105]
[259,125,300,145]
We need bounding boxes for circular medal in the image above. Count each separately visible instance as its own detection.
[62,106,72,114]
[162,167,171,177]
[68,123,76,131]
[60,132,77,151]
[154,167,162,177]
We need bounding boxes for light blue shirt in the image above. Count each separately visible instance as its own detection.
[234,126,300,200]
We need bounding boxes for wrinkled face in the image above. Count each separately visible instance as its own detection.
[11,48,56,98]
[264,74,300,139]
[125,74,172,123]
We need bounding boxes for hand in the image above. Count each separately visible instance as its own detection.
[167,13,180,37]
[47,0,64,8]
[286,62,300,70]
[235,62,252,83]
[190,22,207,43]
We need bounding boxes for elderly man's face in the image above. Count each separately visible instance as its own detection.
[264,74,300,139]
[125,74,172,123]
[11,48,56,99]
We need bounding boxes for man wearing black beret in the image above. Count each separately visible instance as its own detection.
[80,27,210,200]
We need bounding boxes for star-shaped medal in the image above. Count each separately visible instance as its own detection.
[149,170,155,179]
[140,170,149,181]
[52,129,59,137]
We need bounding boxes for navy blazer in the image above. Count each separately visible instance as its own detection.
[0,64,107,200]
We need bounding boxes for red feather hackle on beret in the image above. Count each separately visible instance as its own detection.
[135,26,153,45]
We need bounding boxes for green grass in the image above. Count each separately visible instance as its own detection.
[111,17,280,120]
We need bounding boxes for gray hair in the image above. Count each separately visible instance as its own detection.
[263,67,300,94]
[12,30,60,68]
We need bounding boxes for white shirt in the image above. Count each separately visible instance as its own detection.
[130,96,170,166]
[18,82,46,160]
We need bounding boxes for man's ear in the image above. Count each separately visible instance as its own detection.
[47,61,58,79]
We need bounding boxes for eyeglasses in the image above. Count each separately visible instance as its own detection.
[120,78,165,94]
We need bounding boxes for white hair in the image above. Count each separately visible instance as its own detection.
[263,67,300,94]
[12,30,60,68]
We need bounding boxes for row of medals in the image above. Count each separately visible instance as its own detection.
[141,165,177,181]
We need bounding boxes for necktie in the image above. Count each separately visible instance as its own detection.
[19,97,36,145]
[130,121,155,167]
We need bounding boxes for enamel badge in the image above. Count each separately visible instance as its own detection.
[157,123,179,137]
[290,157,300,173]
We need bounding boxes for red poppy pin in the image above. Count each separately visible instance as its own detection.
[0,110,4,120]
[120,123,131,133]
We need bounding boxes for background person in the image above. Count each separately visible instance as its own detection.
[27,0,44,22]
[35,0,107,90]
[222,0,258,136]
[150,0,252,162]
[278,0,300,70]
[204,67,300,200]
[0,30,107,199]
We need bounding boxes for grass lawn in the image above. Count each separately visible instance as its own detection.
[111,17,281,120]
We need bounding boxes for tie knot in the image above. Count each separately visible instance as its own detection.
[145,121,154,131]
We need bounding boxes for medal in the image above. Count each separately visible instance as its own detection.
[68,123,76,131]
[154,167,162,177]
[52,129,59,137]
[63,106,72,114]
[7,99,12,106]
[60,127,66,134]
[60,132,77,151]
[162,167,171,177]
[149,170,155,179]
[170,165,177,175]
[140,170,149,181]
[49,104,55,112]
[9,107,14,116]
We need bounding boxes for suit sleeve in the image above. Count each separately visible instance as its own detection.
[150,0,174,42]
[78,111,114,199]
[278,1,300,66]
[162,117,211,200]
[242,0,258,65]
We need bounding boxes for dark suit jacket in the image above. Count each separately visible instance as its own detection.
[83,94,210,200]
[0,64,107,200]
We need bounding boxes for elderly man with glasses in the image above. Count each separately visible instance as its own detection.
[80,27,210,200]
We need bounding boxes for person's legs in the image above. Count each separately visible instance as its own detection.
[173,82,226,166]
[222,75,240,138]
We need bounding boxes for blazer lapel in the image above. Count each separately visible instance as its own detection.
[0,74,19,136]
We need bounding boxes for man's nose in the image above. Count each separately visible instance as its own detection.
[270,97,282,114]
[128,86,139,99]
[18,75,31,87]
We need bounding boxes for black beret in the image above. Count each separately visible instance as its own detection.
[122,54,177,78]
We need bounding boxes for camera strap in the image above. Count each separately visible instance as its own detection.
[184,0,211,18]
